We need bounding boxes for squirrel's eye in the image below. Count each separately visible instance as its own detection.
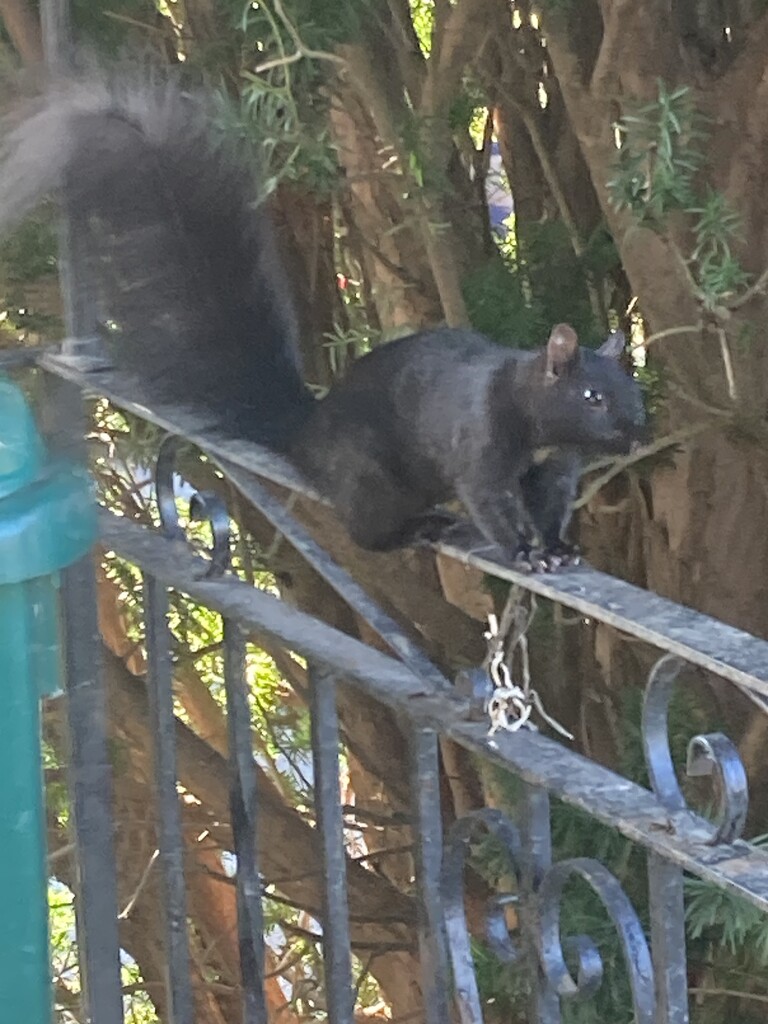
[583,388,604,405]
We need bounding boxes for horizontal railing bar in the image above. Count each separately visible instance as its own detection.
[444,720,768,914]
[0,346,46,369]
[99,510,438,705]
[38,352,768,705]
[439,542,768,708]
[39,353,311,494]
[99,509,768,913]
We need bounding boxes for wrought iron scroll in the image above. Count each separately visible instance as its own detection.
[639,653,751,1024]
[643,654,749,844]
[156,436,231,577]
[441,807,656,1024]
[537,859,654,1021]
[441,809,522,1024]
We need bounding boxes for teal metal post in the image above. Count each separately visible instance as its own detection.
[0,376,96,1022]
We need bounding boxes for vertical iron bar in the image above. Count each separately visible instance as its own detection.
[224,620,269,1024]
[59,550,124,1024]
[308,665,355,1024]
[519,783,560,1023]
[648,854,689,1024]
[144,577,194,1024]
[43,368,123,1024]
[40,0,123,1010]
[409,728,450,1024]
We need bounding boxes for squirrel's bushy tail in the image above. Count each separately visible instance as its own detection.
[0,71,312,443]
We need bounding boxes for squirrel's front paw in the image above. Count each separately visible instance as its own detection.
[541,540,581,568]
[512,541,552,574]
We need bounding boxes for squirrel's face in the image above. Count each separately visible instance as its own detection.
[533,326,648,453]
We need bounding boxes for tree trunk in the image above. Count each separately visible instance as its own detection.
[541,3,768,807]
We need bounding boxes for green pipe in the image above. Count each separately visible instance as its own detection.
[0,376,96,1022]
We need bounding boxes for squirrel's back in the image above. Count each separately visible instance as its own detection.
[0,72,312,444]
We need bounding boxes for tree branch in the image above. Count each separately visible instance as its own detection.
[727,264,768,311]
[421,0,496,116]
[382,0,427,101]
[0,0,43,64]
[575,423,711,509]
[589,0,625,93]
[105,646,419,950]
[255,0,347,73]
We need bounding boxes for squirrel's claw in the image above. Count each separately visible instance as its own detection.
[512,541,550,574]
[514,540,582,573]
[541,540,581,569]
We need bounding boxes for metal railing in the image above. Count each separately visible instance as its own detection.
[23,347,768,1024]
[11,0,768,1019]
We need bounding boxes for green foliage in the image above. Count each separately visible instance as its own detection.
[686,848,768,962]
[80,401,335,1014]
[467,780,643,1024]
[632,360,666,418]
[0,296,62,344]
[232,1,340,191]
[463,219,620,351]
[398,101,483,194]
[120,962,158,1023]
[0,208,57,283]
[90,400,317,814]
[15,6,761,1018]
[0,208,62,342]
[610,82,707,220]
[685,850,768,1024]
[609,81,752,309]
[472,938,530,1023]
[689,190,751,306]
[463,254,546,347]
[237,0,368,50]
[50,881,81,1019]
[616,677,726,795]
[449,81,489,136]
[230,73,337,194]
[323,321,380,377]
[522,220,620,345]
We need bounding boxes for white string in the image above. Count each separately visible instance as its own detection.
[484,589,573,741]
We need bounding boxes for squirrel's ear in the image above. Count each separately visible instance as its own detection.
[545,323,579,379]
[597,329,626,360]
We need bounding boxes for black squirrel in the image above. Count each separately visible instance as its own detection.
[0,74,647,569]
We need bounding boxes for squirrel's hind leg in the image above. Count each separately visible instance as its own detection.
[329,465,432,553]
